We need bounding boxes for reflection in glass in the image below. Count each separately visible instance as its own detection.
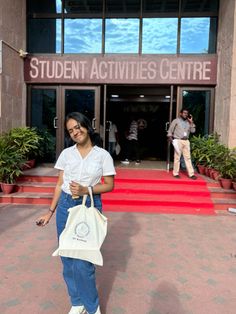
[181,0,218,13]
[180,18,214,53]
[105,19,139,53]
[64,19,102,53]
[143,0,179,13]
[182,90,210,135]
[28,19,61,53]
[106,0,140,15]
[64,89,95,147]
[30,89,56,162]
[27,0,61,13]
[64,0,102,14]
[142,18,178,54]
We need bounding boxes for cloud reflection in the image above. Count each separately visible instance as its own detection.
[57,17,211,54]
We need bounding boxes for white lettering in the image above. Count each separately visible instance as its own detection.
[147,61,157,80]
[90,58,99,79]
[177,62,185,80]
[160,59,169,80]
[30,57,39,78]
[46,61,54,79]
[55,61,64,78]
[193,62,203,80]
[64,61,72,79]
[98,61,108,79]
[140,61,148,80]
[203,61,211,80]
[169,62,178,80]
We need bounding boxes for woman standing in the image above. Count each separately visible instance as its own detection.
[36,112,116,314]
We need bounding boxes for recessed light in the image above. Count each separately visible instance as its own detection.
[111,94,119,98]
[139,95,145,98]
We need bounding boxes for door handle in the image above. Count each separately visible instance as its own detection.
[165,122,170,131]
[53,117,58,129]
[92,118,96,130]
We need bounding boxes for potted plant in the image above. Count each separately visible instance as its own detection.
[36,128,56,163]
[0,134,26,194]
[218,147,236,189]
[7,127,42,168]
[191,133,220,176]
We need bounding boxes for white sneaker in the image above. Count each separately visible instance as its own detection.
[94,306,101,314]
[121,159,130,165]
[68,305,86,314]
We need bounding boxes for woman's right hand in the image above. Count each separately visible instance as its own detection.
[36,211,54,227]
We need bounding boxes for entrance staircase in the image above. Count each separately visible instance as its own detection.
[0,168,236,215]
[0,167,235,215]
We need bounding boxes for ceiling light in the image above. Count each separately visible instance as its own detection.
[165,95,170,99]
[139,95,145,98]
[111,94,119,98]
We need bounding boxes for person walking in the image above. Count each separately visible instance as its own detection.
[121,117,140,165]
[36,112,116,314]
[167,108,197,180]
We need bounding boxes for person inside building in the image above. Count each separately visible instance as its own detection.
[108,121,119,158]
[167,108,197,180]
[36,112,116,314]
[121,115,141,165]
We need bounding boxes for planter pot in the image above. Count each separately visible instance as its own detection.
[232,182,236,191]
[212,170,220,181]
[219,178,233,190]
[0,182,16,194]
[197,164,206,175]
[209,169,215,179]
[205,167,211,177]
[27,159,36,168]
[22,159,36,170]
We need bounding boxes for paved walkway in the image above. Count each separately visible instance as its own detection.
[1,204,236,314]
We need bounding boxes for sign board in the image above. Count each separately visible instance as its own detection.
[24,55,217,85]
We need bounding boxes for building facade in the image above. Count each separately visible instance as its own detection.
[0,0,235,162]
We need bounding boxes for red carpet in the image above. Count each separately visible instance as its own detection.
[102,168,215,215]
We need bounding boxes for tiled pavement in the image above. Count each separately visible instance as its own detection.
[1,205,236,314]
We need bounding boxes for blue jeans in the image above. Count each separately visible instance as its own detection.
[56,191,102,314]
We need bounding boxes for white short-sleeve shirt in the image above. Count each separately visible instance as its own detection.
[55,145,116,195]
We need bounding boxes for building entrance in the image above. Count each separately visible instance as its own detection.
[103,85,177,162]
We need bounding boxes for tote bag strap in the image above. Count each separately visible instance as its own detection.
[88,186,94,207]
[82,194,88,206]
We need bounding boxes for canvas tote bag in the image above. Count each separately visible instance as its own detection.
[52,187,107,266]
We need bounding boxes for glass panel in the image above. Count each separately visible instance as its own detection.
[181,0,219,13]
[64,0,103,14]
[64,89,95,147]
[30,89,56,162]
[65,90,95,119]
[105,18,139,53]
[106,0,140,15]
[143,0,179,14]
[27,0,62,14]
[142,18,178,54]
[64,19,102,53]
[180,17,216,53]
[27,19,61,53]
[182,90,211,135]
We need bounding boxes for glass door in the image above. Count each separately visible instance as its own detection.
[29,85,100,162]
[61,86,101,151]
[28,86,58,162]
[178,87,215,135]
